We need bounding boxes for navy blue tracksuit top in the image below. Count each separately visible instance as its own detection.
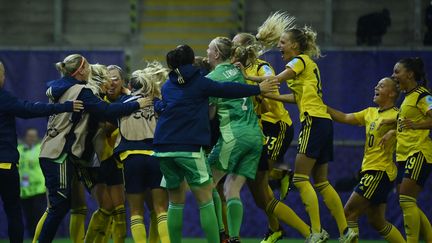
[0,88,74,164]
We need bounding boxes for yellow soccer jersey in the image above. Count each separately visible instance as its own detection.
[354,107,398,180]
[396,86,432,163]
[245,59,292,126]
[286,54,331,121]
[100,96,119,161]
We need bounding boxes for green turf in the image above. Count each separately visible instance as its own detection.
[6,238,387,243]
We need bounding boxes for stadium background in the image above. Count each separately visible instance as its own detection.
[0,0,431,241]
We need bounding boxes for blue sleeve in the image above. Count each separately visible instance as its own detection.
[0,90,73,118]
[78,88,140,119]
[200,77,260,98]
[153,97,166,114]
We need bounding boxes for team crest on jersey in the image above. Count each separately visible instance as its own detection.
[369,121,376,131]
[262,65,273,76]
[425,95,432,110]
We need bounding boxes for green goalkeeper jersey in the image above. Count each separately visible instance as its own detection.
[206,62,262,142]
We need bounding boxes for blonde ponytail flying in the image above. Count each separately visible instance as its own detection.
[256,11,296,50]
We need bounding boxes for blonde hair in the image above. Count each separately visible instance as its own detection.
[88,64,109,94]
[256,11,296,50]
[211,37,233,62]
[211,36,252,65]
[55,54,85,77]
[129,61,168,98]
[232,33,262,66]
[287,26,321,59]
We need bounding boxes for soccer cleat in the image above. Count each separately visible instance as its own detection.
[220,231,229,243]
[280,169,294,200]
[305,229,329,243]
[260,229,283,243]
[227,237,241,243]
[339,228,358,243]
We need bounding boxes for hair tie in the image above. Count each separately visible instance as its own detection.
[71,57,85,77]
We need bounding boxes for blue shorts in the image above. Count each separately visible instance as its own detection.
[98,157,124,186]
[123,154,163,194]
[396,151,432,187]
[76,156,124,191]
[297,116,333,164]
[354,170,394,204]
[262,120,294,163]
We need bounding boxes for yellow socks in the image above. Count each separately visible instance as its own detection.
[112,205,127,243]
[293,174,321,233]
[419,208,432,242]
[266,198,310,238]
[157,212,170,243]
[379,223,405,243]
[400,195,420,243]
[265,210,280,233]
[347,221,359,243]
[315,181,347,236]
[85,208,111,243]
[130,215,147,243]
[99,216,113,243]
[70,207,87,243]
[148,211,160,243]
[32,209,48,243]
[265,186,280,232]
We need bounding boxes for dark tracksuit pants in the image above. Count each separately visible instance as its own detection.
[38,158,74,243]
[0,163,24,243]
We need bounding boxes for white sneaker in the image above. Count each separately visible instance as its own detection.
[305,229,329,243]
[339,228,358,243]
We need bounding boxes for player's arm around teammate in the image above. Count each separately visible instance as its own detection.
[232,32,311,242]
[36,54,149,243]
[0,61,82,243]
[153,45,277,243]
[206,36,284,243]
[113,63,170,243]
[328,77,404,243]
[241,12,350,242]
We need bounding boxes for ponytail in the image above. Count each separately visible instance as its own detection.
[256,11,296,50]
[130,61,167,98]
[288,26,321,59]
[55,54,85,77]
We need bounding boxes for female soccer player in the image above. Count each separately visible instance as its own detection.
[0,60,83,243]
[114,62,170,243]
[327,77,404,242]
[232,32,310,243]
[205,36,265,243]
[36,54,149,243]
[153,44,277,243]
[389,57,432,243]
[241,12,353,242]
[82,64,121,243]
